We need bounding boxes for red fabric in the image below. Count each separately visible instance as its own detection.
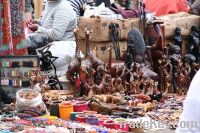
[144,0,189,16]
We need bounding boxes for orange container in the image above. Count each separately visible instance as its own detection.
[59,102,73,120]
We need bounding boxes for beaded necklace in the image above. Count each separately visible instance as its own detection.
[10,0,27,55]
[10,0,24,37]
[0,0,12,55]
[0,0,27,56]
[0,0,3,46]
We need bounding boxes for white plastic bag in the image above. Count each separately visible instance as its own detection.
[48,41,84,76]
[16,89,46,111]
[84,3,124,19]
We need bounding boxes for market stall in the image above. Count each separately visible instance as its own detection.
[0,0,200,132]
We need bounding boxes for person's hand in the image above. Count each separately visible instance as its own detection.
[27,21,39,32]
[24,12,32,27]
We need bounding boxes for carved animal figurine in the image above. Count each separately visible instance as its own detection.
[81,29,93,71]
[130,80,136,94]
[107,63,125,78]
[148,81,162,101]
[142,79,150,95]
[84,78,98,98]
[84,73,112,96]
[133,63,143,81]
[189,26,199,61]
[163,82,171,96]
[152,81,160,94]
[66,29,82,83]
[130,80,140,94]
[84,28,103,70]
[145,78,154,96]
[113,77,125,93]
[95,64,107,85]
[174,27,183,54]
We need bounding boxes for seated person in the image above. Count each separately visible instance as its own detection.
[66,0,94,17]
[26,0,77,50]
[143,0,189,16]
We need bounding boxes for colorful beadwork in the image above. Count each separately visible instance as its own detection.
[0,0,27,55]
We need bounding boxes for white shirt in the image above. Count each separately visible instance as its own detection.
[176,70,200,133]
[38,0,77,41]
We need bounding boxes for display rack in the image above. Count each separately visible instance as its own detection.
[0,55,39,97]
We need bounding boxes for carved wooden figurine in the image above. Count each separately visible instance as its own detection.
[189,26,200,62]
[158,50,173,93]
[66,29,82,83]
[168,43,181,93]
[174,27,183,54]
[177,59,191,95]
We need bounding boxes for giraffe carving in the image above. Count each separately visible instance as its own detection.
[66,29,82,83]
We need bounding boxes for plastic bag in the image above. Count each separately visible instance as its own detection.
[16,89,46,111]
[49,41,84,76]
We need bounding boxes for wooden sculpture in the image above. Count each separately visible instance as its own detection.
[174,27,183,54]
[66,29,82,83]
[158,50,173,93]
[177,59,191,95]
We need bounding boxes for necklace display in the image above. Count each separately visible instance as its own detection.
[0,1,3,46]
[0,0,27,56]
[0,0,12,55]
[10,0,24,37]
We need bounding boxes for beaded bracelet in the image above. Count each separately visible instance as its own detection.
[25,108,43,116]
[24,111,39,117]
[8,80,13,86]
[17,113,32,119]
[23,61,33,67]
[1,61,11,67]
[0,79,9,86]
[86,115,98,125]
[12,61,20,68]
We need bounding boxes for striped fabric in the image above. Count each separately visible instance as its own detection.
[37,0,77,41]
[191,0,200,10]
[66,0,93,16]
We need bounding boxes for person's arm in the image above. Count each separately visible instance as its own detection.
[37,9,77,41]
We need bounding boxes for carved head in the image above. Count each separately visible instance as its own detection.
[175,27,181,36]
[133,55,144,64]
[168,43,181,55]
[191,25,199,33]
[183,54,196,65]
[127,29,146,59]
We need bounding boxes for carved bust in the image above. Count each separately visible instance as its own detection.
[174,27,183,50]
